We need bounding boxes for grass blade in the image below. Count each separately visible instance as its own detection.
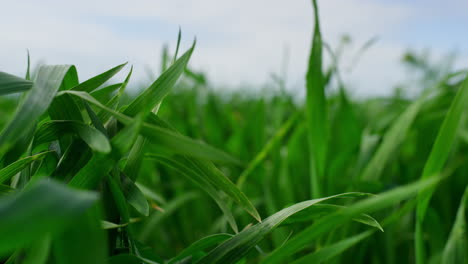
[0,180,98,255]
[416,75,468,264]
[0,72,33,95]
[0,65,77,155]
[306,0,327,198]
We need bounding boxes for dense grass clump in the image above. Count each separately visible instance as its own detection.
[1,1,467,263]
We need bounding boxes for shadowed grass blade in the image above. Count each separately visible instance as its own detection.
[0,72,33,95]
[0,180,98,255]
[0,65,77,155]
[0,151,52,184]
[416,75,468,264]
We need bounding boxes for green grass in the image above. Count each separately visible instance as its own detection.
[0,1,467,263]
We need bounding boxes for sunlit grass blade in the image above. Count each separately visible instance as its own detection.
[72,63,127,92]
[123,41,195,116]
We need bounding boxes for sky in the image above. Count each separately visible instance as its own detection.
[1,0,468,96]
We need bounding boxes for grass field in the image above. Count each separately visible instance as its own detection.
[1,1,467,263]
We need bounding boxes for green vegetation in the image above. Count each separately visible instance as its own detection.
[1,1,467,263]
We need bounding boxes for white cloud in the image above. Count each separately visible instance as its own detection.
[0,0,466,96]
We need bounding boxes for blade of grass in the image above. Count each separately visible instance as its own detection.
[306,0,327,198]
[0,65,77,155]
[33,120,111,153]
[72,63,127,92]
[0,151,52,184]
[0,72,33,95]
[415,75,468,264]
[262,175,444,264]
[0,180,98,255]
[195,193,368,264]
[441,186,468,263]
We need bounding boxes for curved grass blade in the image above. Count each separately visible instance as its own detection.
[195,193,368,264]
[281,204,382,232]
[34,120,110,153]
[58,90,242,165]
[262,175,444,264]
[123,41,195,116]
[169,234,233,264]
[72,63,127,92]
[144,155,238,233]
[68,116,143,189]
[0,72,33,95]
[0,65,77,155]
[290,231,373,264]
[0,180,98,255]
[0,151,52,184]
[90,83,123,104]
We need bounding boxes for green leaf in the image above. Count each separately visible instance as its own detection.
[0,72,33,95]
[169,234,233,264]
[195,193,368,264]
[416,75,468,264]
[123,41,195,116]
[236,111,300,189]
[0,65,77,155]
[0,180,98,255]
[361,96,425,180]
[34,120,111,153]
[21,236,51,264]
[0,151,52,184]
[305,0,327,198]
[121,174,149,216]
[139,192,198,242]
[68,116,143,189]
[289,231,372,264]
[441,186,468,264]
[53,205,107,264]
[58,90,242,165]
[262,176,443,264]
[72,63,127,92]
[281,204,383,232]
[90,82,123,104]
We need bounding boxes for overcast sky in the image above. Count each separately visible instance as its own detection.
[1,0,468,96]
